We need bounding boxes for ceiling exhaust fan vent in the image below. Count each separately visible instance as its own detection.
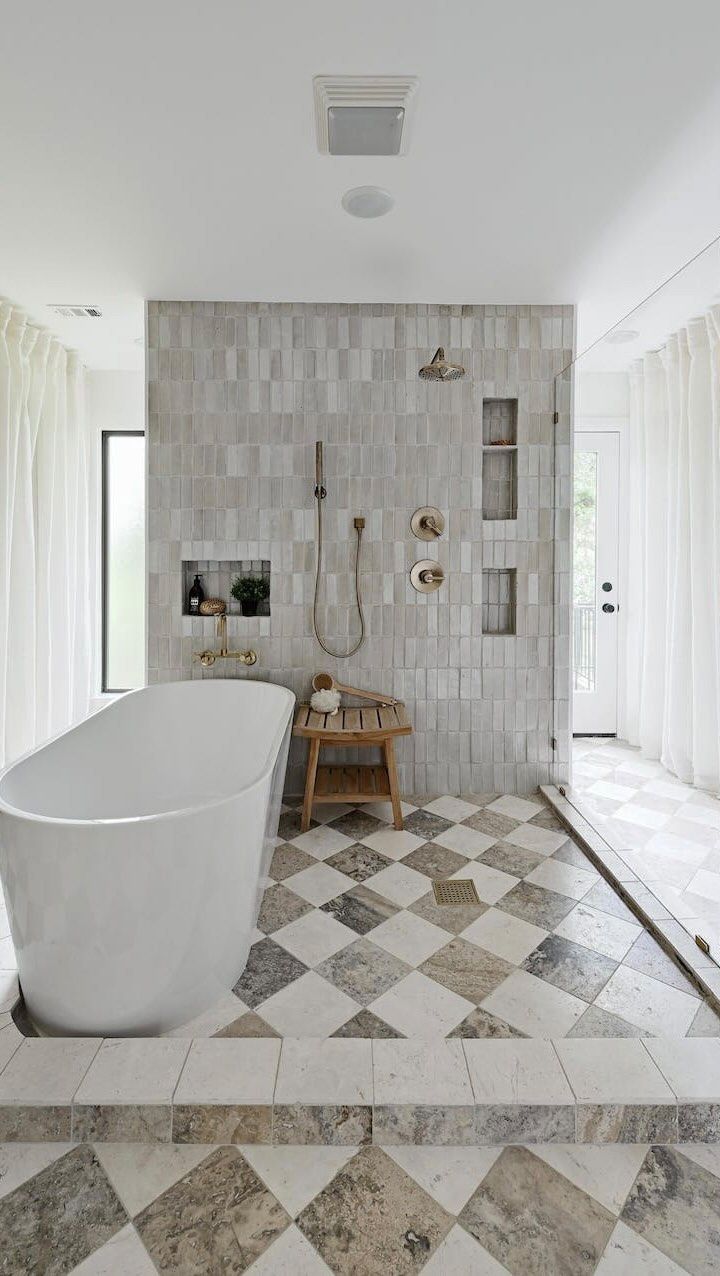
[314,75,418,155]
[48,305,103,319]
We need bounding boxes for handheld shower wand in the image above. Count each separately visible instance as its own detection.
[312,441,366,659]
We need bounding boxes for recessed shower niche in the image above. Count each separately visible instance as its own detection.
[482,568,516,635]
[482,397,518,521]
[181,559,271,617]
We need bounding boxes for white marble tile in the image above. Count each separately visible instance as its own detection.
[0,1038,101,1103]
[421,1225,511,1274]
[679,801,720,830]
[173,1039,280,1104]
[504,824,568,855]
[596,1220,687,1274]
[384,1146,501,1213]
[643,1039,720,1101]
[369,971,474,1039]
[587,780,638,802]
[676,1143,720,1177]
[247,1223,333,1274]
[240,1147,357,1218]
[360,828,426,861]
[258,970,359,1038]
[433,824,496,858]
[554,903,641,961]
[613,803,668,831]
[75,1039,190,1104]
[595,966,700,1037]
[461,908,548,965]
[272,910,355,967]
[310,803,354,824]
[423,796,481,823]
[360,800,416,824]
[363,862,429,906]
[450,860,518,904]
[481,970,587,1039]
[370,910,451,967]
[95,1143,212,1216]
[686,867,720,903]
[71,1223,157,1275]
[275,1039,372,1104]
[486,795,544,821]
[283,862,355,906]
[0,937,15,969]
[162,990,248,1038]
[525,858,597,901]
[555,1040,675,1104]
[373,1039,473,1105]
[531,1145,649,1215]
[289,825,354,860]
[463,1041,573,1105]
[0,1023,23,1074]
[0,970,18,1014]
[0,1142,75,1201]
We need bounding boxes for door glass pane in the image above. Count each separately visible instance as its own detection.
[573,450,597,692]
[104,433,145,691]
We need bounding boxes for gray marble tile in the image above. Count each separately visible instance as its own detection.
[401,842,470,880]
[677,1102,720,1141]
[213,1011,279,1038]
[373,1104,476,1146]
[72,1104,171,1143]
[479,841,545,877]
[0,1104,71,1141]
[0,1145,127,1274]
[409,889,488,935]
[257,884,312,934]
[328,810,386,840]
[622,1146,720,1275]
[581,877,638,923]
[297,1145,453,1272]
[459,1145,614,1274]
[232,938,308,1008]
[463,810,520,839]
[498,881,576,929]
[269,842,316,882]
[278,811,318,841]
[552,839,596,870]
[172,1104,272,1144]
[522,934,618,1001]
[317,938,410,1006]
[449,1008,528,1039]
[528,808,565,830]
[273,1103,372,1145]
[575,1104,678,1143]
[325,843,392,882]
[475,1104,575,1144]
[136,1146,290,1272]
[688,999,720,1037]
[622,930,699,996]
[332,1009,404,1038]
[418,939,514,1005]
[403,810,453,839]
[567,1005,650,1039]
[321,883,398,935]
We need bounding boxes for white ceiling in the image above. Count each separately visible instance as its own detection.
[1,0,719,367]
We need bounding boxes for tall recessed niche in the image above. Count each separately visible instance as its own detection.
[482,568,516,635]
[482,397,518,521]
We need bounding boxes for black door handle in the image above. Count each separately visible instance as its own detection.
[602,602,615,614]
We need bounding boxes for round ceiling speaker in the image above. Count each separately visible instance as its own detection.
[341,186,394,219]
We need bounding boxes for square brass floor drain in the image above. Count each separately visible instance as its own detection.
[432,879,481,906]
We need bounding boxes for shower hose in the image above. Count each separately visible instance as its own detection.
[312,487,366,659]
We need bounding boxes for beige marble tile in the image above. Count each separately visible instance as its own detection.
[463,1040,573,1105]
[0,1038,101,1104]
[556,1040,675,1105]
[94,1142,212,1216]
[174,1039,279,1104]
[75,1039,190,1105]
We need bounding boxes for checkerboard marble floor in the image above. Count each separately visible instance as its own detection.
[161,790,718,1041]
[571,740,720,968]
[1,1136,719,1273]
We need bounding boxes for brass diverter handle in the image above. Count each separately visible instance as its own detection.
[411,506,445,541]
[410,559,445,593]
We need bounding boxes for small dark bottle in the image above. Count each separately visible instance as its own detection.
[189,573,204,615]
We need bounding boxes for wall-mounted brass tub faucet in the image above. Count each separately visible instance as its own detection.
[192,614,258,668]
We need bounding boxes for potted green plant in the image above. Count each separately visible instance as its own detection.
[231,574,270,618]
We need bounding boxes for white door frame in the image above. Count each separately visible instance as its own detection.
[573,429,620,735]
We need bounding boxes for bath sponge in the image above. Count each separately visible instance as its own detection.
[310,688,341,716]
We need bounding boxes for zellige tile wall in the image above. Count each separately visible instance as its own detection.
[146,301,573,795]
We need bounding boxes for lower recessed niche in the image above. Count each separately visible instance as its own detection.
[482,568,516,635]
[182,559,271,617]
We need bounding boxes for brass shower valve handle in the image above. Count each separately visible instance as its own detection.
[410,559,445,593]
[411,506,445,541]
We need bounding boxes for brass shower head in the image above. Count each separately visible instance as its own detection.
[418,347,465,381]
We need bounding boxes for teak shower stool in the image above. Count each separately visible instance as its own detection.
[293,701,413,831]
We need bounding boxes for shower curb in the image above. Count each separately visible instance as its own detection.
[540,784,720,1016]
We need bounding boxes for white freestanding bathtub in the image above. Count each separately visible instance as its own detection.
[0,680,294,1036]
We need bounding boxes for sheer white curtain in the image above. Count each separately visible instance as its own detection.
[619,306,720,791]
[0,302,95,767]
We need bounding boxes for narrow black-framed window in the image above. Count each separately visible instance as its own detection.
[102,430,146,692]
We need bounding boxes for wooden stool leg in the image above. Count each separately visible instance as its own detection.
[301,739,320,832]
[384,739,404,830]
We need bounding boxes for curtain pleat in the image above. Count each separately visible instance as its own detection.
[620,309,720,792]
[0,304,93,767]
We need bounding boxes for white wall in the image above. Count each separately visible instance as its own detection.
[84,370,145,699]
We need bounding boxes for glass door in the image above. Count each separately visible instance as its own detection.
[573,431,619,734]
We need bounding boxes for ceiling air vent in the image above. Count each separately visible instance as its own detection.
[314,75,418,155]
[49,305,103,319]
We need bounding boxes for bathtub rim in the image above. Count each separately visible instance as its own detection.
[0,679,296,829]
